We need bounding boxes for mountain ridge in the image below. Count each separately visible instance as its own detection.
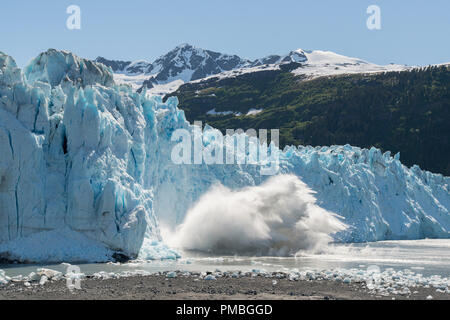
[96,44,409,94]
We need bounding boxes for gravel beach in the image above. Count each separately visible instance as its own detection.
[1,274,449,300]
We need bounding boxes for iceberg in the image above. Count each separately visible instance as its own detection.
[0,49,449,263]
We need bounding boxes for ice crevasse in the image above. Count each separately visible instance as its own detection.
[0,49,449,263]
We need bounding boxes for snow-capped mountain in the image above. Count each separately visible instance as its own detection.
[96,44,251,93]
[96,44,410,95]
[0,49,449,263]
[191,48,411,86]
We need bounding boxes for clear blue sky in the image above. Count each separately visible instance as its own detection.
[1,0,449,67]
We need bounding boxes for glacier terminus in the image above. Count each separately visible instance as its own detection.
[0,49,449,263]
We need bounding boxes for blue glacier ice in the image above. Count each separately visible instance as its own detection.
[0,49,449,263]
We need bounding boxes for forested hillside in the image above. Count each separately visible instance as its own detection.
[167,64,450,175]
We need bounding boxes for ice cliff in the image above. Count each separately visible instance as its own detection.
[0,50,161,262]
[0,50,449,262]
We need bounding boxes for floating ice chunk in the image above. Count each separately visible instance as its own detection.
[27,272,40,282]
[288,273,299,281]
[138,239,181,261]
[93,271,116,280]
[37,268,62,280]
[39,276,48,286]
[0,270,9,286]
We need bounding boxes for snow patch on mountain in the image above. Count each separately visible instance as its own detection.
[145,80,186,97]
[246,108,264,116]
[113,73,149,91]
[291,49,410,78]
[190,64,281,85]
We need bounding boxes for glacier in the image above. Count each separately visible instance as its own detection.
[0,49,449,263]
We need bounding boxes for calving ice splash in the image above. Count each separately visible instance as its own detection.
[0,49,449,263]
[167,175,346,256]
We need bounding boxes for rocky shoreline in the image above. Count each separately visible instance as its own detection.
[1,269,449,300]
